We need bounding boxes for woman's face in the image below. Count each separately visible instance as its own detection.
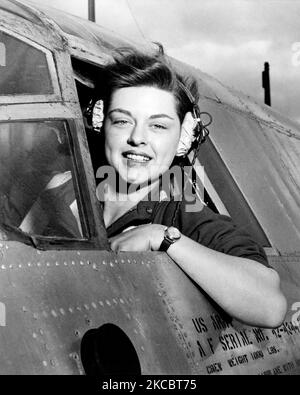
[104,86,181,185]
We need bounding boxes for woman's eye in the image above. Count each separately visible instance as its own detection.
[112,119,131,126]
[151,123,167,130]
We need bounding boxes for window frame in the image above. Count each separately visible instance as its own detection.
[0,117,108,250]
[0,27,61,104]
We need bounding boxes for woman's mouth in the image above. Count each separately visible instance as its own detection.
[122,151,152,163]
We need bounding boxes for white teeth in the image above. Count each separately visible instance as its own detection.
[125,153,151,162]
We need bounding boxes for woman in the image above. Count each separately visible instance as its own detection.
[87,47,287,328]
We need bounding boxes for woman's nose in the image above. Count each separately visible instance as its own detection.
[127,123,147,146]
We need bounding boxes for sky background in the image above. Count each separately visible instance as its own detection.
[35,0,300,124]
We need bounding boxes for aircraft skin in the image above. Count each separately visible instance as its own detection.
[0,0,300,375]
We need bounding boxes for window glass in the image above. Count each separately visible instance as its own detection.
[0,31,52,95]
[0,121,84,239]
[197,138,271,247]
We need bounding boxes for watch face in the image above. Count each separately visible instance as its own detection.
[166,227,181,240]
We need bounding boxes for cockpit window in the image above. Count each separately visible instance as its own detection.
[0,121,86,239]
[0,31,52,95]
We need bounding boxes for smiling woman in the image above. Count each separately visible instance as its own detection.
[104,86,181,187]
[86,47,287,328]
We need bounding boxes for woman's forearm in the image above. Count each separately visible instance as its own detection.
[166,234,287,328]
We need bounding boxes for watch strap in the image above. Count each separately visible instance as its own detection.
[159,236,173,252]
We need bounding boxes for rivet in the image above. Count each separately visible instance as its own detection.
[84,304,90,310]
[50,359,56,367]
[51,310,58,318]
[91,302,97,309]
[42,361,48,367]
[59,308,65,315]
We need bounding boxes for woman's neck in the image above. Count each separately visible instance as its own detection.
[99,179,159,227]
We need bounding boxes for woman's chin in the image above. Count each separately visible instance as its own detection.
[118,170,158,188]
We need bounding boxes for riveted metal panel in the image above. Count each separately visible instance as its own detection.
[0,241,300,375]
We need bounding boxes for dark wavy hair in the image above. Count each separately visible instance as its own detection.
[98,45,199,123]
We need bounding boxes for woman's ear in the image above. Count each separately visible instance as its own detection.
[176,112,197,157]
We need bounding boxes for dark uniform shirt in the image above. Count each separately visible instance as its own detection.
[106,196,269,268]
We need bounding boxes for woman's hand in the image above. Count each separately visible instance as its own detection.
[109,224,166,252]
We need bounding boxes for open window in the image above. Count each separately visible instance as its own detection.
[70,56,271,249]
[71,57,107,174]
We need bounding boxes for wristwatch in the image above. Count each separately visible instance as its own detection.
[159,226,181,252]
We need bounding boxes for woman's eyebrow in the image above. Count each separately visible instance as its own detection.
[107,108,132,117]
[149,114,175,120]
[107,109,175,121]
